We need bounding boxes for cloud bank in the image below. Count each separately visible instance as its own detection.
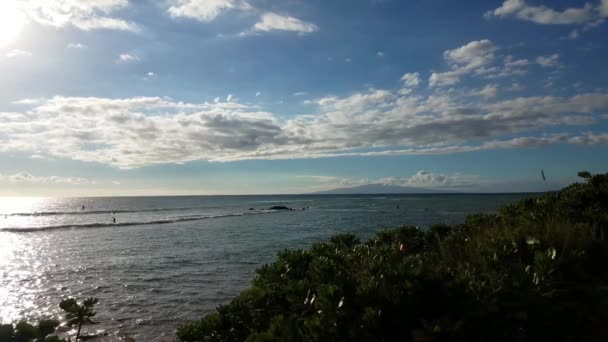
[2,89,607,169]
[2,39,607,169]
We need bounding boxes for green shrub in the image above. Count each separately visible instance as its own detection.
[0,320,64,342]
[178,172,608,342]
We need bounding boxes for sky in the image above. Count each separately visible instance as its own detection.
[0,0,607,196]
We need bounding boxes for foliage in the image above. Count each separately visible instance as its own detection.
[0,320,65,342]
[59,297,98,342]
[178,172,608,342]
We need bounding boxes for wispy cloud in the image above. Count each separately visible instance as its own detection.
[116,53,140,63]
[5,49,32,58]
[484,0,599,25]
[472,84,499,98]
[429,39,497,87]
[536,53,560,68]
[250,12,318,34]
[0,172,91,185]
[67,43,87,49]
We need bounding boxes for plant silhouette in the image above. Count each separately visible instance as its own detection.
[0,319,64,341]
[59,297,98,342]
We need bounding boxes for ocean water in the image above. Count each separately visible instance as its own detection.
[0,194,527,341]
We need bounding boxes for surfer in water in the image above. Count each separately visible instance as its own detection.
[81,205,85,211]
[112,217,116,224]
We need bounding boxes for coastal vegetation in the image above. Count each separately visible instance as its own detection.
[177,171,608,341]
[0,298,98,342]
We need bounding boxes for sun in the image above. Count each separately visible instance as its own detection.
[0,0,26,48]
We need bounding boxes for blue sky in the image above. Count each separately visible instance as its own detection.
[0,0,607,195]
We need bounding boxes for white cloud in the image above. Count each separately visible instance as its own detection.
[143,72,156,80]
[167,0,317,37]
[226,94,233,101]
[19,0,139,32]
[429,70,462,87]
[473,84,499,98]
[255,92,262,97]
[314,89,392,112]
[67,43,87,49]
[429,39,497,87]
[444,39,497,67]
[399,72,421,95]
[167,0,251,22]
[401,72,421,88]
[377,51,385,57]
[482,55,529,79]
[5,49,31,58]
[252,12,318,34]
[293,92,307,96]
[485,0,597,25]
[602,0,608,16]
[536,53,560,67]
[117,53,140,63]
[1,172,90,185]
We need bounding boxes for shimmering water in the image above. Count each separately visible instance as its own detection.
[0,194,527,340]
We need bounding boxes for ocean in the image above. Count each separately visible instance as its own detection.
[0,194,527,341]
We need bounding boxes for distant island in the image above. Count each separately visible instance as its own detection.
[312,183,454,195]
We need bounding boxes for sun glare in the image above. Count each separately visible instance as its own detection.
[0,0,26,48]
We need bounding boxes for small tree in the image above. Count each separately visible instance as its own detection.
[59,297,98,342]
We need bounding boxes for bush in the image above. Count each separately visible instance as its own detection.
[178,172,608,342]
[0,320,64,342]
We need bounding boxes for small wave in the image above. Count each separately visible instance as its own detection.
[1,211,274,233]
[2,207,204,217]
[255,199,314,203]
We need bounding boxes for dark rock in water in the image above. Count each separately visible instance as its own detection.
[268,206,294,211]
[249,208,255,211]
